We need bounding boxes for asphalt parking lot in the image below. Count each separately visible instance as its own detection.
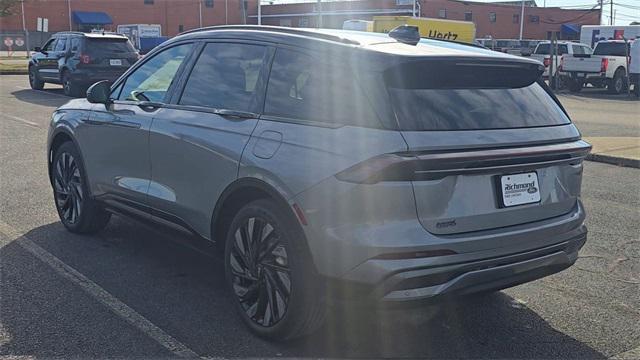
[0,75,638,359]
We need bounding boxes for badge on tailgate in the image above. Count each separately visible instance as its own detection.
[498,172,541,207]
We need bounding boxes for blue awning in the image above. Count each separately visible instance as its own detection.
[561,24,580,34]
[72,11,112,25]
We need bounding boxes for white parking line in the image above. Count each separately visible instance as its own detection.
[0,220,200,359]
[0,114,40,128]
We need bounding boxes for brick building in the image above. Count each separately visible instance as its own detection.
[0,0,258,37]
[250,0,601,40]
[0,0,600,51]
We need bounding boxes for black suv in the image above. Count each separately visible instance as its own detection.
[29,32,139,96]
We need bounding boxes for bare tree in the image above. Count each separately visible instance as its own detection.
[0,0,21,17]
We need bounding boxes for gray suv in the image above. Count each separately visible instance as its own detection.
[47,26,591,340]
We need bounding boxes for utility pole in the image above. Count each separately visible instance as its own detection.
[258,0,261,25]
[412,0,416,17]
[225,0,228,24]
[67,0,72,31]
[21,0,29,53]
[519,0,525,40]
[599,0,603,25]
[199,0,202,28]
[610,0,613,25]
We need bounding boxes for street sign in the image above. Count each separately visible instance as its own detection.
[4,38,14,47]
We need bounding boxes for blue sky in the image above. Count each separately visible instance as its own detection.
[265,0,640,25]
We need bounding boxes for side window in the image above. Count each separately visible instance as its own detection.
[54,37,67,52]
[179,42,267,112]
[70,38,81,53]
[558,44,568,55]
[572,45,583,55]
[264,48,378,127]
[43,38,57,52]
[118,43,192,103]
[583,46,592,55]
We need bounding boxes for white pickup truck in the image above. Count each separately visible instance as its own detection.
[560,40,631,94]
[530,41,592,79]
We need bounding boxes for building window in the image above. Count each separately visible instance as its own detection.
[144,0,154,4]
[489,12,496,23]
[529,15,540,23]
[513,14,520,23]
[464,11,472,21]
[438,9,447,19]
[204,0,214,8]
[178,24,184,32]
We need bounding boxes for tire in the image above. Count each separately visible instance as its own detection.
[224,199,325,341]
[608,68,627,94]
[568,79,583,93]
[28,66,45,90]
[62,70,81,97]
[52,142,111,234]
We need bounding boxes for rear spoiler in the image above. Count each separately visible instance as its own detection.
[385,58,544,89]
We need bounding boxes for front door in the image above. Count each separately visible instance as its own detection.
[36,37,63,81]
[75,42,194,213]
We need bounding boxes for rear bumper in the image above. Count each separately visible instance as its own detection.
[69,68,127,84]
[323,201,587,305]
[380,232,585,304]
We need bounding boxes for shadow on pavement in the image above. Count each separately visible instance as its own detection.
[0,219,606,359]
[10,88,71,108]
[556,87,639,101]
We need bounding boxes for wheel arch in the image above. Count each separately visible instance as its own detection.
[48,127,87,188]
[211,178,314,268]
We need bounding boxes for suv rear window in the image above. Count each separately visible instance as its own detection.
[85,38,136,55]
[385,61,570,131]
[534,43,568,55]
[593,42,629,56]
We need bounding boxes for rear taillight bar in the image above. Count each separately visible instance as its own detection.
[601,58,608,73]
[336,140,592,184]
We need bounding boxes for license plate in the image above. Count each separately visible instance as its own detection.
[109,59,122,66]
[499,172,540,207]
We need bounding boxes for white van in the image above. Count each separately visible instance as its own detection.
[629,39,640,96]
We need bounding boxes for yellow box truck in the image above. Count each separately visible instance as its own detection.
[372,16,476,44]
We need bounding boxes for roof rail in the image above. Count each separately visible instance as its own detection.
[179,25,360,45]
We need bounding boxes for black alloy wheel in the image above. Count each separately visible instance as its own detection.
[229,216,291,327]
[53,151,83,225]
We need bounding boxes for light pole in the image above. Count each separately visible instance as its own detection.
[21,0,30,53]
[199,0,202,28]
[519,0,525,40]
[68,0,72,31]
[258,0,261,25]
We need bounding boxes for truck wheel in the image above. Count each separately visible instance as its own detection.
[29,66,45,90]
[62,71,81,97]
[568,79,583,93]
[608,68,627,94]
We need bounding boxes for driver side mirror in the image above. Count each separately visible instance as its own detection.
[87,80,112,104]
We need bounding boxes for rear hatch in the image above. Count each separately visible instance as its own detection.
[82,37,139,70]
[384,58,590,235]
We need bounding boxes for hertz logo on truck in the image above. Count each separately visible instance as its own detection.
[373,16,477,44]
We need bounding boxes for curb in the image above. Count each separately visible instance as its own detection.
[586,153,640,169]
[0,71,27,75]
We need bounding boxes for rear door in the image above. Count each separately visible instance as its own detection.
[147,41,270,237]
[385,59,588,235]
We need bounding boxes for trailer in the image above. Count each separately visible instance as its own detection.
[581,25,640,48]
[372,16,476,44]
[116,24,163,53]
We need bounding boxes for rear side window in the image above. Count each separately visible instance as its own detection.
[385,61,570,131]
[70,38,81,53]
[85,38,136,56]
[179,43,268,112]
[264,48,378,127]
[593,42,629,56]
[534,43,568,55]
